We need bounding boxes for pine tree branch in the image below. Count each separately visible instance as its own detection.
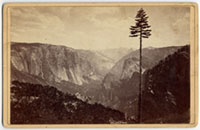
[142,36,150,38]
[130,30,140,35]
[129,35,139,37]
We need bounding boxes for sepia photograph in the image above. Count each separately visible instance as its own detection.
[3,2,198,128]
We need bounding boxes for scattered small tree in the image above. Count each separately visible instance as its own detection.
[129,8,152,123]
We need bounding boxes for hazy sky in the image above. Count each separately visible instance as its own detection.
[10,6,190,50]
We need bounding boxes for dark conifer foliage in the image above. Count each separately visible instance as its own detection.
[129,8,151,38]
[129,8,151,123]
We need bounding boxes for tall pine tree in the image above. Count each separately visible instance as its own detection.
[129,8,151,123]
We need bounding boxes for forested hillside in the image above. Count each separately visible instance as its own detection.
[11,81,126,124]
[142,45,190,123]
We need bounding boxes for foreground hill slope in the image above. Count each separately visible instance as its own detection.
[142,45,190,123]
[11,81,126,124]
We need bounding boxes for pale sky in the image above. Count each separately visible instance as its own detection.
[10,6,190,50]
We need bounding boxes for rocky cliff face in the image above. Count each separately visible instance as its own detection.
[102,46,180,90]
[100,46,181,118]
[11,42,114,86]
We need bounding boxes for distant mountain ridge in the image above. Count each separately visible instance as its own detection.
[102,46,180,90]
[96,48,134,63]
[11,42,116,86]
[11,42,132,104]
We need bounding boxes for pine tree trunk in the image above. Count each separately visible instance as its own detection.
[138,29,142,123]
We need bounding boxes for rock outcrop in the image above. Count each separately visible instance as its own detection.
[11,42,115,86]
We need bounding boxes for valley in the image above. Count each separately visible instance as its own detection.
[11,42,190,123]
